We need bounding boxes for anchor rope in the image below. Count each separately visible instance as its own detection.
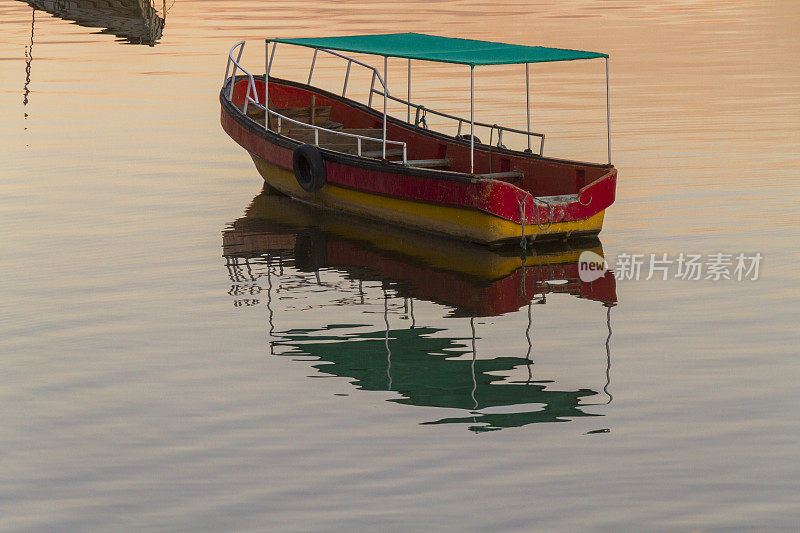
[518,192,530,251]
[532,196,554,231]
[518,193,555,250]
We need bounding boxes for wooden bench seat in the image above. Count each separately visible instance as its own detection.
[286,128,382,145]
[281,127,403,158]
[239,106,402,158]
[362,148,405,158]
[405,158,451,168]
[475,170,524,181]
[245,105,342,130]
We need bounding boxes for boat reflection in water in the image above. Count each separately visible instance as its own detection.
[20,0,166,122]
[223,189,617,432]
[20,0,165,45]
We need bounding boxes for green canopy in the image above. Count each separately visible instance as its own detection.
[270,32,608,67]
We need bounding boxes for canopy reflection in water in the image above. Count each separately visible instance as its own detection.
[223,189,617,432]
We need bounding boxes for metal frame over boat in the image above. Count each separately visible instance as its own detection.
[220,33,617,245]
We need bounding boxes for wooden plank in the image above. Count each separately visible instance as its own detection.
[283,128,381,142]
[405,159,451,168]
[475,170,524,180]
[362,148,404,158]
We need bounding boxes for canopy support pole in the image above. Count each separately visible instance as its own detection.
[407,59,411,123]
[265,40,270,131]
[308,49,317,84]
[470,66,474,174]
[383,56,388,159]
[269,41,276,72]
[525,63,531,152]
[605,57,611,165]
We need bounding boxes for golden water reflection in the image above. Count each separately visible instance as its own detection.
[222,191,616,432]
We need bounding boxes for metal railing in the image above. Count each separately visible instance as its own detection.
[264,109,407,163]
[225,41,407,163]
[224,41,261,115]
[370,88,545,156]
[304,46,388,99]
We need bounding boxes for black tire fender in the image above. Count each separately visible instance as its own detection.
[292,144,326,192]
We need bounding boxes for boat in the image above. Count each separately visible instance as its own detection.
[220,33,617,245]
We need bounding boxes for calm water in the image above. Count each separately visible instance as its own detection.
[2,1,799,530]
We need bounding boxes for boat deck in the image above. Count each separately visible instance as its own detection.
[243,103,532,178]
[228,76,616,197]
[245,103,459,170]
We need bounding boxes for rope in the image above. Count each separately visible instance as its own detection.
[525,302,533,384]
[603,304,614,404]
[415,106,428,129]
[470,316,478,410]
[517,192,531,251]
[492,124,505,149]
[532,196,553,231]
[518,192,553,250]
[384,290,392,389]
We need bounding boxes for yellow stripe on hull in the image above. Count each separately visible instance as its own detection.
[252,155,605,244]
